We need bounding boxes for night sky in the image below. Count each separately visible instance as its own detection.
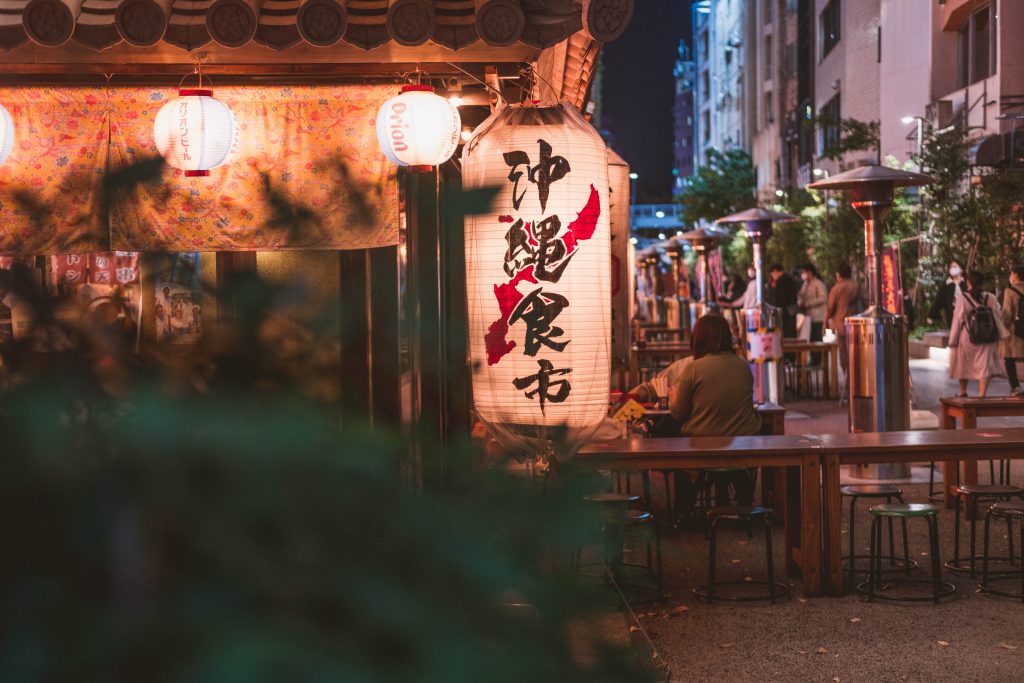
[601,2,691,204]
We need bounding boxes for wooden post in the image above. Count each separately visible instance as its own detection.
[821,451,844,596]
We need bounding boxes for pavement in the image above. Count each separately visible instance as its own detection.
[605,359,1024,682]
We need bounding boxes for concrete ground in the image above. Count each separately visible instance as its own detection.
[615,359,1024,682]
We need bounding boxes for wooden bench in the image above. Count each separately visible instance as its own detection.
[939,396,1024,507]
[575,435,824,597]
[817,428,1024,596]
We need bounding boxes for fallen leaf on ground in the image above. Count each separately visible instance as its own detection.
[671,606,689,615]
[744,576,753,582]
[833,677,841,682]
[849,617,861,623]
[720,643,735,649]
[937,641,949,647]
[999,642,1018,651]
[816,647,829,654]
[799,598,808,604]
[731,559,742,564]
[796,650,808,655]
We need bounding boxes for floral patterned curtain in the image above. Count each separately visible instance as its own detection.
[0,85,399,255]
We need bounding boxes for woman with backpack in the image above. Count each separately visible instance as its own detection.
[1000,265,1024,397]
[948,270,1009,397]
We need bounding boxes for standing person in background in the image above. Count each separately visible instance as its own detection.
[1000,265,1024,397]
[928,259,967,328]
[826,263,860,374]
[727,266,759,310]
[948,270,1008,398]
[798,263,828,362]
[766,264,798,338]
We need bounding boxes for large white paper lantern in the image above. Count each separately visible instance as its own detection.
[0,103,13,166]
[463,102,611,456]
[153,89,237,177]
[376,85,461,172]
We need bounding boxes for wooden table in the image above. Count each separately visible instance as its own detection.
[817,428,1024,595]
[939,396,1024,507]
[576,435,823,596]
[781,340,840,400]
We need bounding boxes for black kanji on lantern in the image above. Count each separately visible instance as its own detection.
[503,139,570,212]
[512,359,572,414]
[502,215,574,283]
[508,287,570,356]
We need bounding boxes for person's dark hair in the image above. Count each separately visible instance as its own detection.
[769,263,784,273]
[691,313,734,359]
[1012,265,1024,281]
[967,270,985,292]
[801,263,818,277]
[836,263,852,279]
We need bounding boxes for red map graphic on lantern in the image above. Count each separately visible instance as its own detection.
[485,184,602,366]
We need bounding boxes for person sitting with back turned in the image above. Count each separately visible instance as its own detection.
[669,314,761,523]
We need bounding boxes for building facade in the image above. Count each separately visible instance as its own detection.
[692,0,748,171]
[673,41,696,192]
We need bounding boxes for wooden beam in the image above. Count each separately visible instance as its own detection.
[0,37,541,75]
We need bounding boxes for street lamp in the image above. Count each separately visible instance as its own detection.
[628,171,638,211]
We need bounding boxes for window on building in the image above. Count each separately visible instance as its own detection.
[701,29,709,59]
[764,0,772,23]
[702,71,710,96]
[765,35,773,79]
[765,91,774,126]
[725,49,733,67]
[818,93,841,156]
[702,111,711,143]
[957,3,996,88]
[820,0,840,59]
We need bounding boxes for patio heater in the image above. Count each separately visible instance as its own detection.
[680,225,731,328]
[716,207,799,405]
[665,242,691,339]
[807,165,936,479]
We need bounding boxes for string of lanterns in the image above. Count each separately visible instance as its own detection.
[0,74,459,174]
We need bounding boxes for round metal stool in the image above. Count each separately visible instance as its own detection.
[947,484,1023,577]
[857,503,955,604]
[981,501,1024,603]
[841,484,917,585]
[693,506,790,604]
[576,494,664,603]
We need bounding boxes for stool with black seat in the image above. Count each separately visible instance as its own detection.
[981,501,1024,603]
[841,484,917,585]
[693,505,790,604]
[858,503,955,604]
[577,493,664,602]
[948,484,1024,578]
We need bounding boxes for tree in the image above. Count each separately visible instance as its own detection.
[676,149,756,225]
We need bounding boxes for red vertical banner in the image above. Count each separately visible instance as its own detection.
[50,254,89,286]
[881,245,903,314]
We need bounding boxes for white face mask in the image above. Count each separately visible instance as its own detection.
[949,266,962,277]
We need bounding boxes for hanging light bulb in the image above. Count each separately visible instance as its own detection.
[376,85,461,172]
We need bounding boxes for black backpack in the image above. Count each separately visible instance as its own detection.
[964,292,999,345]
[1009,285,1024,338]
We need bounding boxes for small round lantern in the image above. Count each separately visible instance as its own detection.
[0,103,13,166]
[153,89,237,177]
[376,84,461,172]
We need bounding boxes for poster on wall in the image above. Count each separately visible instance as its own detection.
[49,252,141,343]
[153,253,202,344]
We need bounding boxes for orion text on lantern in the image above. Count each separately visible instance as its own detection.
[483,138,603,414]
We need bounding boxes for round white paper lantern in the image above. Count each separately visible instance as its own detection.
[376,85,461,172]
[0,103,13,166]
[153,89,237,177]
[463,102,611,456]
